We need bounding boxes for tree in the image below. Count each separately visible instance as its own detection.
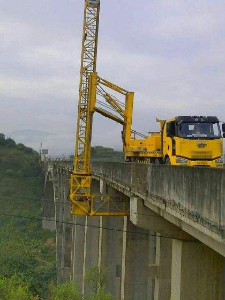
[6,138,16,148]
[69,155,74,161]
[0,133,6,146]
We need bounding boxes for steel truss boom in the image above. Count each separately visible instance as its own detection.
[70,0,100,215]
[70,1,136,216]
[74,0,100,174]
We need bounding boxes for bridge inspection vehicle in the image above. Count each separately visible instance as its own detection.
[70,0,225,216]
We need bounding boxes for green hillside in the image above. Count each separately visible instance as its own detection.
[0,134,56,298]
[69,146,124,162]
[91,146,123,162]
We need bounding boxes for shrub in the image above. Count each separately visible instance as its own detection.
[85,267,108,294]
[0,276,32,300]
[86,288,113,300]
[48,282,81,300]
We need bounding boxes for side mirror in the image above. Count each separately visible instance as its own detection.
[167,123,175,137]
[222,123,225,133]
[223,133,225,138]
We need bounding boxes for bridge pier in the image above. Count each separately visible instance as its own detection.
[130,196,225,300]
[180,240,224,299]
[42,179,55,231]
[71,216,86,288]
[171,239,182,300]
[53,169,64,283]
[100,216,123,298]
[42,165,73,283]
[123,220,149,300]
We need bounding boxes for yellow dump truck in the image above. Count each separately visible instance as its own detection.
[124,116,225,168]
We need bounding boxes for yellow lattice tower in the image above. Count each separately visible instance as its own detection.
[70,0,100,215]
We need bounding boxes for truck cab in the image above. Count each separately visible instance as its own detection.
[162,116,225,167]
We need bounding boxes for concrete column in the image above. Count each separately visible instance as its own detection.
[98,181,127,299]
[222,261,225,300]
[124,220,150,300]
[84,216,100,295]
[101,216,124,299]
[121,216,127,300]
[180,242,224,300]
[130,196,173,300]
[98,216,103,270]
[100,178,107,194]
[97,179,105,280]
[158,238,172,300]
[73,216,86,290]
[70,215,76,281]
[170,239,182,300]
[147,233,160,300]
[82,216,88,294]
[42,179,55,231]
[154,235,161,299]
[53,169,64,283]
[81,179,101,295]
[59,171,66,280]
[61,170,73,281]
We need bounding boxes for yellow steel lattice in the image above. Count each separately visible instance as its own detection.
[70,1,131,216]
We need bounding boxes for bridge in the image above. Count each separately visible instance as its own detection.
[42,161,225,300]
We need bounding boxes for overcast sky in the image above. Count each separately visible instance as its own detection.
[1,0,225,156]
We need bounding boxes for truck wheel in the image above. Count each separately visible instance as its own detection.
[165,157,171,165]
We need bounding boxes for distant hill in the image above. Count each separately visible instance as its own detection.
[6,129,52,153]
[7,129,51,143]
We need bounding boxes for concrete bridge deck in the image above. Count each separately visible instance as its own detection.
[42,161,225,300]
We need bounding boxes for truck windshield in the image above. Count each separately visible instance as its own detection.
[177,122,221,139]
